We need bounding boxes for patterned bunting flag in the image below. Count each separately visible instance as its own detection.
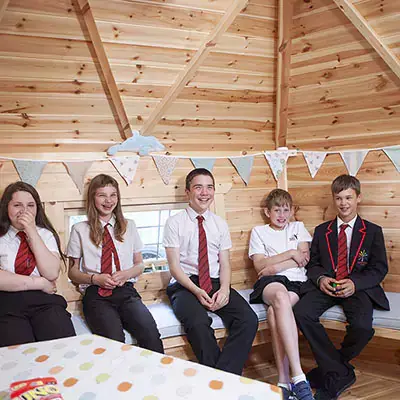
[110,156,140,185]
[64,161,93,194]
[383,146,400,172]
[191,158,216,172]
[152,155,179,185]
[303,151,327,178]
[229,155,254,185]
[340,150,368,176]
[264,150,289,181]
[13,160,47,187]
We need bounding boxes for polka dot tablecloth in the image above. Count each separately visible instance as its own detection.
[0,334,281,400]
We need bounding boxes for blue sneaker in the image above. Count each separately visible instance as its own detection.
[292,381,314,400]
[280,386,296,400]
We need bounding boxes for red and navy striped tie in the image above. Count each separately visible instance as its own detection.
[336,224,349,280]
[197,216,212,294]
[99,224,121,297]
[14,231,36,276]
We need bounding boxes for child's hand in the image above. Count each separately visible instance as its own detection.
[209,288,230,312]
[334,279,355,298]
[258,265,275,278]
[17,210,36,235]
[319,276,337,297]
[195,288,214,310]
[40,278,57,294]
[93,273,117,289]
[112,270,130,286]
[292,249,309,267]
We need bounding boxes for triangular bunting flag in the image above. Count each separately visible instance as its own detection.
[13,160,47,187]
[383,146,400,172]
[340,150,368,176]
[153,155,178,185]
[64,161,93,194]
[303,151,327,178]
[110,156,140,185]
[191,158,216,172]
[264,150,289,181]
[229,156,254,185]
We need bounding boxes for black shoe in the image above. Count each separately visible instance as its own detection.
[325,369,356,398]
[306,367,323,389]
[314,388,335,400]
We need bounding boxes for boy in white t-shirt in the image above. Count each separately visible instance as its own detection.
[249,189,314,400]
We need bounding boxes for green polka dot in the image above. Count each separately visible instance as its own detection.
[80,339,93,346]
[79,362,94,371]
[140,349,152,357]
[96,373,111,384]
[23,347,37,354]
[143,397,158,400]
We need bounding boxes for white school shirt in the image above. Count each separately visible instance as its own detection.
[0,225,59,277]
[163,206,232,283]
[67,216,143,290]
[248,221,312,282]
[337,214,357,266]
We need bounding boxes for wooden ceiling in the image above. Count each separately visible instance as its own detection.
[0,0,398,157]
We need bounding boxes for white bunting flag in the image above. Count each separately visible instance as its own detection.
[383,146,400,172]
[229,155,254,185]
[191,158,216,172]
[153,155,179,185]
[13,160,47,187]
[340,150,369,176]
[64,161,93,194]
[110,156,140,185]
[264,150,289,181]
[303,151,327,178]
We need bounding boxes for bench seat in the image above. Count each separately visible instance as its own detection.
[71,289,398,344]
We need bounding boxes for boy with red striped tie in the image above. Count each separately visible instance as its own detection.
[163,168,258,375]
[294,175,390,400]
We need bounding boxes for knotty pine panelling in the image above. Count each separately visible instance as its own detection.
[0,0,277,154]
[287,0,400,151]
[288,151,400,292]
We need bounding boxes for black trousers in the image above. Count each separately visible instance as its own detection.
[83,283,164,353]
[0,291,76,347]
[293,289,374,376]
[167,276,258,375]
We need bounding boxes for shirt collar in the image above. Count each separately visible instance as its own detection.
[8,225,21,239]
[337,215,357,231]
[186,206,210,221]
[100,215,116,228]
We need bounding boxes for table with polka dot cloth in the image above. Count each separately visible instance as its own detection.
[0,334,281,400]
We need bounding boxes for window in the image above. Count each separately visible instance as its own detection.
[65,204,186,273]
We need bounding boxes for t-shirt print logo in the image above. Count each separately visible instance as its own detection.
[289,234,298,241]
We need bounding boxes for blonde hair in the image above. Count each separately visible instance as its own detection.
[264,189,293,210]
[86,174,127,246]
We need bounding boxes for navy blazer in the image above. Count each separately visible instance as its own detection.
[301,216,389,310]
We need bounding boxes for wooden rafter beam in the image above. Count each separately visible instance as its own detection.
[140,0,249,136]
[333,0,400,81]
[275,0,294,150]
[75,0,131,140]
[0,0,10,25]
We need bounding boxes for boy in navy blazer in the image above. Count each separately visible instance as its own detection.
[294,175,389,400]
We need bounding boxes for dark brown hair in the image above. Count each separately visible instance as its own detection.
[0,181,66,264]
[264,189,293,209]
[86,174,127,246]
[185,168,215,191]
[331,174,361,196]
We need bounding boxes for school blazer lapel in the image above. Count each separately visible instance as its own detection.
[349,216,367,272]
[325,219,338,273]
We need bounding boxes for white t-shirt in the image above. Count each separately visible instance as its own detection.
[0,225,59,277]
[249,221,312,282]
[163,206,232,282]
[67,216,143,289]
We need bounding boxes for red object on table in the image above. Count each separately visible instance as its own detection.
[10,377,64,400]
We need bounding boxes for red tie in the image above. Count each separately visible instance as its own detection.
[197,216,212,294]
[14,231,36,276]
[98,224,121,297]
[336,224,349,280]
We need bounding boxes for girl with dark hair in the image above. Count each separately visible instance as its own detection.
[67,174,163,352]
[0,181,76,346]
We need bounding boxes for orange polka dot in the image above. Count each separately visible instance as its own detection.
[121,344,132,351]
[35,355,49,363]
[93,348,106,355]
[160,356,174,365]
[49,366,64,374]
[184,368,197,377]
[117,382,132,392]
[7,345,20,350]
[209,380,223,390]
[63,378,78,387]
[271,385,281,394]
